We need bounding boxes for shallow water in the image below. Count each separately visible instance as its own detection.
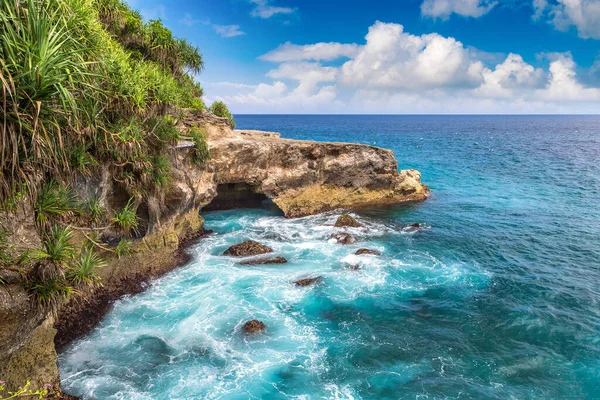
[59,115,600,399]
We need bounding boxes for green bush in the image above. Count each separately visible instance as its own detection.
[112,199,139,235]
[210,101,235,128]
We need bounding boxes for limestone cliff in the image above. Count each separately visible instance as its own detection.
[0,112,429,394]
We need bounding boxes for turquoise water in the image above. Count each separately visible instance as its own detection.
[59,116,600,399]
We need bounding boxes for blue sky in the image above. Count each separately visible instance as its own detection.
[127,0,600,113]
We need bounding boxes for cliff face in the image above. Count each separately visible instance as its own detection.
[206,130,428,217]
[0,113,429,393]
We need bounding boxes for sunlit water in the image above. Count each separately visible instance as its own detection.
[59,116,600,399]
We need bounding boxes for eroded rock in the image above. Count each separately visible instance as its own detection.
[242,320,266,334]
[223,240,273,257]
[334,214,363,228]
[355,249,380,256]
[330,232,356,245]
[239,256,288,265]
[294,277,323,287]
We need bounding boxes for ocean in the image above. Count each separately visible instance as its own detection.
[58,115,600,399]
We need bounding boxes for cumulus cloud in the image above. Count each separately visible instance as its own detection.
[339,22,484,89]
[213,24,245,38]
[260,42,361,62]
[207,21,600,113]
[421,0,498,19]
[550,0,600,39]
[249,0,295,18]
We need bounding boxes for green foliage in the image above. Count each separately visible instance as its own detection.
[66,248,105,288]
[189,127,210,165]
[34,181,79,226]
[115,238,133,258]
[112,199,139,235]
[210,101,235,128]
[0,0,206,206]
[84,198,105,222]
[150,155,172,187]
[28,278,76,309]
[31,226,77,266]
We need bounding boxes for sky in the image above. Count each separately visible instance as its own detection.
[126,0,600,114]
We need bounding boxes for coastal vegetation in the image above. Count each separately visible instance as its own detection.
[0,0,234,309]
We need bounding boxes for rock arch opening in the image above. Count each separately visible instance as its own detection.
[203,183,273,211]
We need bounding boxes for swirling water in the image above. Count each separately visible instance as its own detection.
[59,115,600,399]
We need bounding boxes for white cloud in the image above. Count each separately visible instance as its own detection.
[249,0,295,18]
[213,24,246,38]
[207,21,600,114]
[421,0,498,19]
[339,22,484,90]
[181,13,201,27]
[550,0,600,39]
[140,4,167,21]
[260,42,361,62]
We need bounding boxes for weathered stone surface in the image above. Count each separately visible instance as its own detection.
[294,277,323,287]
[331,232,357,245]
[334,214,362,228]
[197,115,429,218]
[223,240,273,257]
[239,256,288,265]
[355,248,381,256]
[242,320,266,334]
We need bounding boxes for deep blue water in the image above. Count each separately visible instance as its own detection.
[59,115,600,399]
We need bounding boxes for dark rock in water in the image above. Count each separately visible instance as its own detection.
[330,232,356,245]
[410,223,421,228]
[223,240,272,256]
[242,320,266,334]
[346,264,361,271]
[239,256,288,265]
[334,214,363,228]
[294,277,323,287]
[355,248,380,256]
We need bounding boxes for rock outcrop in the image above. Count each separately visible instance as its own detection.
[202,124,429,217]
[242,320,266,334]
[331,232,357,245]
[334,214,363,228]
[223,240,273,257]
[355,249,381,256]
[239,256,287,265]
[294,277,323,287]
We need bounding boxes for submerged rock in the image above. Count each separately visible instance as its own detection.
[334,214,363,228]
[330,232,356,245]
[355,248,380,256]
[223,240,272,256]
[346,264,361,271]
[239,256,288,265]
[242,320,266,334]
[294,277,323,287]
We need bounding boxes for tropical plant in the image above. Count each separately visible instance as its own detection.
[112,199,139,235]
[209,101,235,128]
[114,238,133,258]
[188,127,210,165]
[0,379,50,399]
[34,180,79,226]
[66,248,104,288]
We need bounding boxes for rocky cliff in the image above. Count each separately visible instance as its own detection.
[0,112,429,395]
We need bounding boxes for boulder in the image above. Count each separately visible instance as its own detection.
[330,232,356,245]
[294,277,323,287]
[242,320,266,334]
[223,240,272,257]
[355,248,380,256]
[346,264,361,271]
[239,256,288,265]
[334,214,363,228]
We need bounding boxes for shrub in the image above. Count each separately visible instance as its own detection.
[188,127,210,165]
[209,101,235,128]
[115,239,133,258]
[112,199,139,235]
[66,248,105,289]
